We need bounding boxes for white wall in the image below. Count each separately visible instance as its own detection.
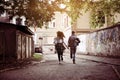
[77,34,87,54]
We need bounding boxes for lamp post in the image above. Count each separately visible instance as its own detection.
[39,37,43,53]
[39,37,43,47]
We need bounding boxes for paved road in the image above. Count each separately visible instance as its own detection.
[0,54,119,80]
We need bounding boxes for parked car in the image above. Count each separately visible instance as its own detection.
[35,46,42,53]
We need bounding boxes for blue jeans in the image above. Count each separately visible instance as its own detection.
[70,47,76,62]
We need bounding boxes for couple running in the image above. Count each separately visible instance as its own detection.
[54,31,80,64]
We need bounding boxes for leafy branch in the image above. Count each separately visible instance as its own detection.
[0,0,60,28]
[65,0,120,28]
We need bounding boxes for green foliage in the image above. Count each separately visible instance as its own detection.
[90,11,105,28]
[66,0,85,24]
[24,0,56,27]
[0,0,7,15]
[32,53,43,61]
[65,0,120,28]
[1,0,120,28]
[88,0,120,28]
[1,0,59,28]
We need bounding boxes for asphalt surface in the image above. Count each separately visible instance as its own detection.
[0,53,120,80]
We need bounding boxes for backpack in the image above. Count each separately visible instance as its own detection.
[68,36,80,47]
[76,38,80,46]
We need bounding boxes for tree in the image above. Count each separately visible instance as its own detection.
[0,0,10,15]
[65,0,85,24]
[0,0,60,28]
[86,0,120,28]
[65,0,120,28]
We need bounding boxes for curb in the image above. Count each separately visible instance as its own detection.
[76,55,120,66]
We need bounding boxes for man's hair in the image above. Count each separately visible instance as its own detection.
[72,31,75,34]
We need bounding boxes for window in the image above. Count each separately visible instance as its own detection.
[53,22,55,27]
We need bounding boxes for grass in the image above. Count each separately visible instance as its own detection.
[32,53,43,61]
[0,53,43,71]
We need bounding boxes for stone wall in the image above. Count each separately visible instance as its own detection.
[86,24,120,57]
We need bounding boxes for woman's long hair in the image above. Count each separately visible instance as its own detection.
[57,31,65,39]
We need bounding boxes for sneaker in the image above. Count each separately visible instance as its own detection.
[61,56,63,61]
[59,62,62,64]
[73,60,75,64]
[70,54,72,59]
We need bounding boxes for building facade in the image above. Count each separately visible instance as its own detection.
[30,12,71,53]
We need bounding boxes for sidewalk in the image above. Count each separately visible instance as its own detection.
[76,54,120,66]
